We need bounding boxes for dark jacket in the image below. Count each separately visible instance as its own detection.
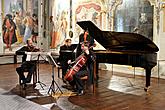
[59,44,75,64]
[16,46,39,63]
[76,33,95,57]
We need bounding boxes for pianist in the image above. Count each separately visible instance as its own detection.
[16,39,40,87]
[59,38,75,83]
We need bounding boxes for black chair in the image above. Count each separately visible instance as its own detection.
[18,63,37,88]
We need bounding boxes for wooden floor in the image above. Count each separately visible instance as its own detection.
[0,63,165,110]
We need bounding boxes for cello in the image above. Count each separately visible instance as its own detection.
[64,41,90,81]
[64,52,88,81]
[64,30,91,82]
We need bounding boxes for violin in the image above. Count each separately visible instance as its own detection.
[28,45,40,52]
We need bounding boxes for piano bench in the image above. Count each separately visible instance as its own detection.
[57,66,62,78]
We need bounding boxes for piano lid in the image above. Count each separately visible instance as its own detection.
[77,21,159,53]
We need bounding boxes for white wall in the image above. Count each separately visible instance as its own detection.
[158,10,165,60]
[157,8,165,78]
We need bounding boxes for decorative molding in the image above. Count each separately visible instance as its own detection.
[148,0,156,6]
[76,2,101,14]
[154,0,165,34]
[107,0,123,30]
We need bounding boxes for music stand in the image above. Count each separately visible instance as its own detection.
[36,54,46,89]
[46,53,63,95]
[26,52,46,90]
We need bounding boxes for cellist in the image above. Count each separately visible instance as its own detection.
[71,29,96,95]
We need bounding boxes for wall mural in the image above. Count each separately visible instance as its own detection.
[1,0,39,53]
[1,0,24,53]
[114,0,154,40]
[73,2,101,43]
[50,0,70,49]
[1,0,155,54]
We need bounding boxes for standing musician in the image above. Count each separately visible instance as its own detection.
[16,39,40,87]
[70,29,96,95]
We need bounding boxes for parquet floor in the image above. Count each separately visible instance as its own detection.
[0,63,165,110]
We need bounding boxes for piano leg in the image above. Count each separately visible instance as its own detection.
[95,62,99,80]
[144,67,151,92]
[94,62,99,87]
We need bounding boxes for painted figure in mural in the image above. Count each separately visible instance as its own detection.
[50,16,60,49]
[49,16,55,48]
[133,27,141,34]
[2,14,17,51]
[140,13,147,24]
[92,12,98,24]
[14,11,24,44]
[60,17,68,44]
[54,16,60,48]
[31,13,38,43]
[23,12,33,43]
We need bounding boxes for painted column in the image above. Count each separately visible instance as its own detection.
[38,0,43,48]
[0,0,4,53]
[102,11,106,30]
[38,0,49,52]
[70,0,72,30]
[162,0,165,32]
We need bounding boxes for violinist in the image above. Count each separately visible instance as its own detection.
[16,39,40,87]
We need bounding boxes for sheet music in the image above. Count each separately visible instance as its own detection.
[46,52,59,67]
[25,52,59,67]
[25,52,48,61]
[26,53,32,61]
[25,52,48,55]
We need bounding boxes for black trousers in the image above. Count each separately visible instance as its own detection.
[16,61,36,83]
[61,62,69,80]
[73,69,88,92]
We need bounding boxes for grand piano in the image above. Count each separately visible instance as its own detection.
[77,21,159,91]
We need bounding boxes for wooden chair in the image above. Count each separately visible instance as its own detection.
[57,62,62,78]
[70,61,97,93]
[81,75,95,93]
